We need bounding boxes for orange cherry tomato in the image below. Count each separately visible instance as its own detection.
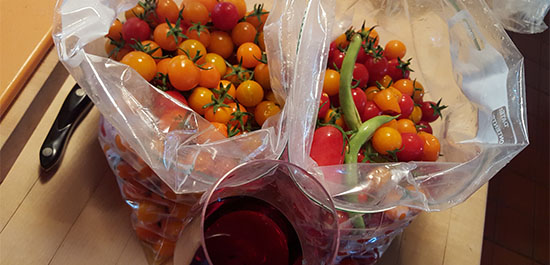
[245,7,269,30]
[393,79,414,97]
[396,119,417,134]
[120,51,157,82]
[125,5,144,20]
[365,86,380,101]
[387,86,403,98]
[323,69,340,96]
[384,40,407,60]
[105,40,131,61]
[236,42,262,68]
[418,132,440,161]
[254,63,270,90]
[157,58,172,75]
[324,109,345,128]
[188,87,214,115]
[221,0,247,18]
[231,22,257,46]
[204,105,233,124]
[177,39,207,64]
[153,23,182,51]
[107,19,123,40]
[236,80,264,107]
[211,122,228,137]
[412,80,425,103]
[186,24,211,47]
[333,34,349,49]
[379,75,393,87]
[225,65,252,85]
[208,31,234,59]
[204,53,227,76]
[182,1,209,25]
[257,31,266,51]
[199,63,221,88]
[196,0,217,12]
[409,106,422,123]
[265,90,276,102]
[373,89,401,113]
[158,108,189,132]
[226,102,248,128]
[372,127,402,155]
[168,55,200,91]
[381,119,398,130]
[366,28,379,47]
[155,0,179,24]
[216,80,236,103]
[254,101,281,126]
[136,201,165,224]
[140,40,163,62]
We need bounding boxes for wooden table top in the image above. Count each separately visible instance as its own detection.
[0,48,487,265]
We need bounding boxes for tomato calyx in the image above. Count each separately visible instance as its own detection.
[178,48,205,65]
[203,82,234,113]
[227,102,254,137]
[254,52,268,65]
[385,147,403,162]
[166,10,188,46]
[130,41,166,60]
[107,37,127,58]
[152,73,170,91]
[187,22,208,38]
[429,98,448,118]
[224,60,254,83]
[397,57,414,77]
[245,4,269,25]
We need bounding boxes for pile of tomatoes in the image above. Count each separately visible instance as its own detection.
[105,0,279,138]
[311,26,447,167]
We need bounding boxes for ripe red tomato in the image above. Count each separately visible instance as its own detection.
[355,44,368,64]
[398,94,414,118]
[360,101,382,122]
[310,126,345,166]
[211,2,240,31]
[387,58,411,81]
[165,90,188,106]
[351,88,367,114]
[319,93,331,119]
[420,100,447,122]
[352,63,369,88]
[122,18,151,45]
[328,49,346,70]
[396,133,424,162]
[416,120,433,134]
[364,55,388,86]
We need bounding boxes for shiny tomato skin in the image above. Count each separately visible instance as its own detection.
[387,58,410,81]
[420,101,441,122]
[352,63,369,88]
[416,120,433,134]
[319,93,331,119]
[310,126,345,166]
[211,2,239,31]
[364,55,388,86]
[418,132,440,161]
[360,101,382,122]
[122,18,151,45]
[120,51,157,82]
[384,40,407,60]
[328,49,346,70]
[398,94,414,118]
[397,133,424,162]
[165,90,188,106]
[351,88,367,114]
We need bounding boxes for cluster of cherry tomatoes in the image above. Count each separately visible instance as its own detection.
[105,0,280,138]
[311,26,447,167]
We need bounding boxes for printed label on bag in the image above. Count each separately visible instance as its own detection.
[491,106,514,144]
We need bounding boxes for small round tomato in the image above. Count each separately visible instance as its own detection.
[125,5,145,20]
[417,132,440,161]
[379,75,393,88]
[165,90,188,106]
[323,69,340,96]
[122,18,151,45]
[199,63,221,88]
[153,23,182,51]
[136,201,165,224]
[387,58,411,81]
[372,127,402,155]
[373,88,401,114]
[107,19,123,40]
[182,1,209,26]
[168,55,200,91]
[177,39,207,63]
[363,27,379,47]
[412,80,425,103]
[319,92,330,119]
[186,24,211,47]
[324,109,346,129]
[245,7,269,29]
[204,105,233,124]
[140,40,163,62]
[236,80,264,107]
[352,88,367,114]
[409,105,422,124]
[204,53,227,76]
[155,0,179,24]
[416,120,433,134]
[221,0,246,18]
[310,126,345,166]
[420,100,447,122]
[393,79,414,97]
[397,133,424,162]
[255,101,281,126]
[210,122,228,137]
[208,31,234,59]
[332,34,349,49]
[384,40,407,60]
[105,40,131,61]
[226,102,248,128]
[158,108,189,132]
[231,22,257,46]
[364,86,380,101]
[398,94,414,118]
[257,31,266,51]
[120,51,157,81]
[364,55,388,86]
[352,63,369,88]
[381,119,398,130]
[156,58,172,75]
[188,87,214,115]
[361,101,382,122]
[211,2,240,31]
[328,49,346,70]
[224,65,252,85]
[236,42,262,68]
[216,80,236,103]
[254,63,270,90]
[396,119,417,134]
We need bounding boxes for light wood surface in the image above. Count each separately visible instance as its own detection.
[0,48,486,265]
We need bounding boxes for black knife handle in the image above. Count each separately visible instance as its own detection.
[40,84,93,171]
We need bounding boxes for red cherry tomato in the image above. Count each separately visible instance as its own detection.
[364,55,388,86]
[211,2,239,31]
[310,126,345,166]
[165,90,188,106]
[416,120,433,134]
[355,44,368,64]
[328,49,346,70]
[387,58,411,81]
[319,93,330,119]
[398,94,414,118]
[420,100,447,122]
[122,18,151,45]
[360,101,382,122]
[397,133,424,162]
[352,63,369,88]
[351,88,367,114]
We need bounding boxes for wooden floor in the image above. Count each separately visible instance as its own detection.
[0,49,487,265]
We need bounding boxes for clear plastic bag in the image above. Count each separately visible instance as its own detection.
[486,0,549,34]
[285,0,528,262]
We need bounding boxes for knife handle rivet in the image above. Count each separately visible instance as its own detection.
[42,147,53,157]
[75,88,85,97]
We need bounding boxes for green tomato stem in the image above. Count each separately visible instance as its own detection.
[339,34,363,132]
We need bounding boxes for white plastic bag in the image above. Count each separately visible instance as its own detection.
[486,0,549,34]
